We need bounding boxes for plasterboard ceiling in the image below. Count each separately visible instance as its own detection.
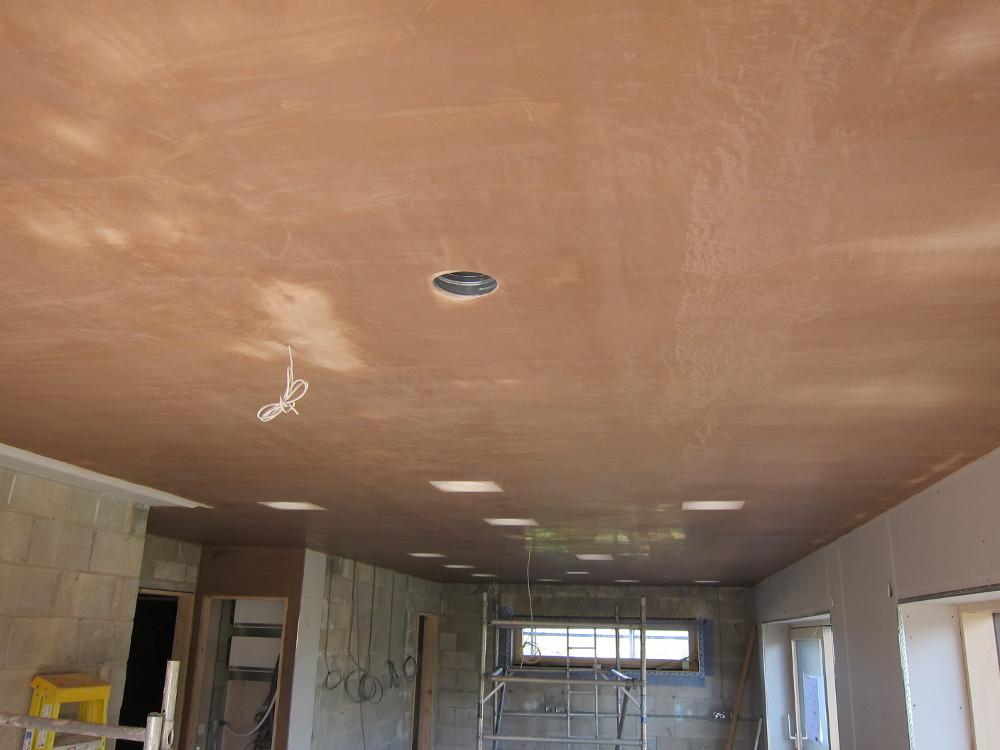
[2,1,1000,585]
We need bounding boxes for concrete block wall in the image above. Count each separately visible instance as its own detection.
[434,584,485,749]
[139,534,201,592]
[311,558,442,750]
[433,583,760,750]
[0,467,147,750]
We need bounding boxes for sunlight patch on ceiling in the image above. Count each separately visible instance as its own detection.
[786,379,955,410]
[930,4,1000,76]
[233,280,365,373]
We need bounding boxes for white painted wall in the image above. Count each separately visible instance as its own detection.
[755,446,1000,750]
[287,549,325,748]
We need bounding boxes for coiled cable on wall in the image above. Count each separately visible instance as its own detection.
[344,668,384,704]
[402,655,417,680]
[386,659,400,688]
[386,571,399,688]
[322,556,342,691]
[343,561,385,705]
[401,574,417,681]
[324,669,344,690]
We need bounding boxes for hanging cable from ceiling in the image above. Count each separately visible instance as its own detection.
[521,531,541,665]
[257,345,309,422]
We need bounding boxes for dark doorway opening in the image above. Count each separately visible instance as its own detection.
[119,593,178,748]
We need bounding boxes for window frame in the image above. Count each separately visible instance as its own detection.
[512,618,705,675]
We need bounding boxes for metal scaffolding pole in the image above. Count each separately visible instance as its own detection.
[476,592,489,750]
[639,596,647,750]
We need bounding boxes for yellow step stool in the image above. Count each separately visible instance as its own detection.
[23,674,110,750]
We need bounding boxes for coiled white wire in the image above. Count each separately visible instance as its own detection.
[257,345,309,422]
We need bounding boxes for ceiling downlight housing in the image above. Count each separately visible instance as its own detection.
[432,271,498,298]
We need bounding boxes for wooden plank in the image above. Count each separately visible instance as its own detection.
[415,614,438,750]
[724,625,757,750]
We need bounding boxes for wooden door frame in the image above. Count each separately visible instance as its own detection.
[185,596,288,750]
[410,612,439,750]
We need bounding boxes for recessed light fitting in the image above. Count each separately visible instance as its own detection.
[537,578,561,582]
[407,552,446,558]
[694,580,721,584]
[575,553,613,561]
[565,571,590,575]
[258,501,325,511]
[484,518,538,526]
[432,270,499,298]
[471,572,497,578]
[430,480,503,493]
[444,564,475,569]
[682,500,746,511]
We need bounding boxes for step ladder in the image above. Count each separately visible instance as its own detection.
[565,629,601,741]
[22,674,109,750]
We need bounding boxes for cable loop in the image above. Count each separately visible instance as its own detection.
[402,655,417,681]
[520,640,542,665]
[386,660,400,688]
[344,668,384,704]
[324,669,344,690]
[257,345,309,422]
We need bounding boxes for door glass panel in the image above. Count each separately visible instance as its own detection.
[791,628,835,750]
[794,639,828,748]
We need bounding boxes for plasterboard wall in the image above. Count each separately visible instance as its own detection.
[897,602,971,749]
[755,446,1000,750]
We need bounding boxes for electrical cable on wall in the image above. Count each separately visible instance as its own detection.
[257,345,309,422]
[220,657,279,750]
[345,561,384,705]
[322,556,344,690]
[386,571,400,688]
[344,562,389,750]
[401,574,416,680]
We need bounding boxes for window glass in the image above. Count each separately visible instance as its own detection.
[517,622,698,671]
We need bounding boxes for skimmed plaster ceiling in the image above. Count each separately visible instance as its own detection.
[2,0,1000,585]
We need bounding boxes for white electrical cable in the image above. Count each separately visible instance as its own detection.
[521,532,541,665]
[257,345,309,422]
[221,689,278,737]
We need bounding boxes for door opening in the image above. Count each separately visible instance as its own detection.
[193,597,285,750]
[762,616,840,750]
[120,592,187,748]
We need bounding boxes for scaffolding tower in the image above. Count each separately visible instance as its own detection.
[476,594,648,749]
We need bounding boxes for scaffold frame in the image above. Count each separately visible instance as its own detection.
[476,594,648,750]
